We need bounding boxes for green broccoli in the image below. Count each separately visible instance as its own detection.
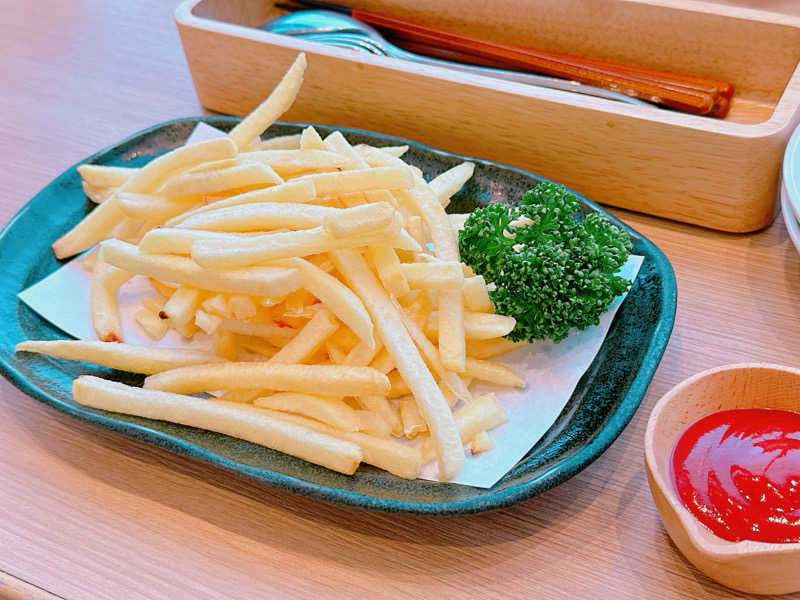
[458,181,633,343]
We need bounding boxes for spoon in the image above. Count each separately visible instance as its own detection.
[261,10,649,106]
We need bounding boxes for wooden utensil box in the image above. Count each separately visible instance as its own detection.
[176,0,800,232]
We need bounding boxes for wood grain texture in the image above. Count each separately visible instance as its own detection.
[176,0,800,232]
[2,1,800,599]
[0,570,63,600]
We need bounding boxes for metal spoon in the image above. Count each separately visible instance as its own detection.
[262,10,648,106]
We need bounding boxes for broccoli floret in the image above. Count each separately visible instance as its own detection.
[458,182,633,343]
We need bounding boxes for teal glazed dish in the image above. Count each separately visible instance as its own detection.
[0,117,676,514]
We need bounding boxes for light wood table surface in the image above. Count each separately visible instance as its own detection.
[1,2,799,599]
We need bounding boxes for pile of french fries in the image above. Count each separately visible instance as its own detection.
[16,53,528,480]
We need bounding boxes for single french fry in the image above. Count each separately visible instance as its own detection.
[220,318,298,343]
[160,285,204,328]
[436,290,466,373]
[464,357,526,388]
[429,162,475,208]
[15,340,221,374]
[353,145,406,167]
[322,201,395,238]
[254,392,360,432]
[400,262,465,290]
[322,130,368,173]
[462,275,493,313]
[269,307,339,364]
[256,133,302,150]
[78,164,135,188]
[466,338,526,359]
[228,53,307,149]
[187,157,240,173]
[375,145,408,158]
[178,201,336,232]
[166,179,316,225]
[52,198,126,259]
[300,166,413,197]
[426,311,516,341]
[399,398,427,439]
[143,362,390,397]
[194,309,222,335]
[300,126,324,150]
[244,149,350,177]
[330,248,463,479]
[89,259,132,342]
[259,407,421,479]
[470,431,495,454]
[190,225,419,268]
[117,192,200,222]
[100,239,302,297]
[82,182,116,204]
[201,294,231,318]
[159,162,282,196]
[135,307,169,340]
[73,375,361,475]
[138,228,246,255]
[366,245,410,298]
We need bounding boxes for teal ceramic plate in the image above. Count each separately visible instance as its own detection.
[0,117,676,514]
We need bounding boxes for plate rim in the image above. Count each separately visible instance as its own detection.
[0,116,677,514]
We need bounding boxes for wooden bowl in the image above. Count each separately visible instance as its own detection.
[644,363,800,595]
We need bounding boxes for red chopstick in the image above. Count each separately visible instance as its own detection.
[352,8,732,117]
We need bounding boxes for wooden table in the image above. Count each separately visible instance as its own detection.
[1,2,798,598]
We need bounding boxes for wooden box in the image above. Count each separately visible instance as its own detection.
[176,0,800,232]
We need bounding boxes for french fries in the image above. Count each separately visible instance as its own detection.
[100,240,303,297]
[143,363,390,396]
[74,376,362,475]
[228,53,307,150]
[190,223,419,267]
[23,51,533,483]
[16,340,221,374]
[331,248,464,480]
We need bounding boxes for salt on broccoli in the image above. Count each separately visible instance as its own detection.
[458,182,633,343]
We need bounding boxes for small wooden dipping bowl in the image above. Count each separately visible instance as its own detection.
[644,363,800,595]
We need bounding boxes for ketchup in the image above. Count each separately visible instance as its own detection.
[671,408,800,543]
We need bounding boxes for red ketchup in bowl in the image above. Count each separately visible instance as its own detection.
[671,408,800,543]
